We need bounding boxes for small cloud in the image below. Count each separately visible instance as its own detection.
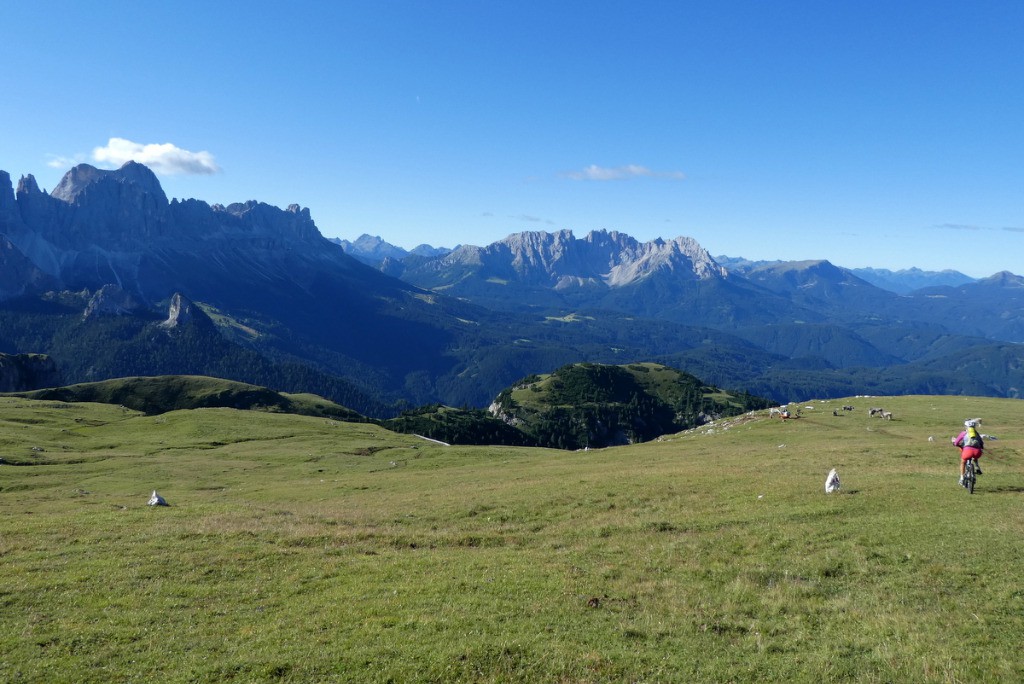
[46,153,86,169]
[509,214,555,225]
[92,137,221,175]
[565,164,685,181]
[937,223,986,232]
[937,223,1024,234]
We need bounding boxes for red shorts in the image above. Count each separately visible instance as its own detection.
[960,447,982,461]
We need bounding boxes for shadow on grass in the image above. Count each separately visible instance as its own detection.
[984,485,1024,494]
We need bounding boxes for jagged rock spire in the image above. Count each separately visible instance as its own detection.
[160,293,196,328]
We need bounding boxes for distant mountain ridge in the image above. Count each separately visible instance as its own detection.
[343,237,980,295]
[332,234,452,265]
[362,229,726,288]
[850,266,976,294]
[352,230,1023,344]
[2,160,1023,411]
[327,227,1024,400]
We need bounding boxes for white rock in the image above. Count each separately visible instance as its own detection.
[825,468,840,494]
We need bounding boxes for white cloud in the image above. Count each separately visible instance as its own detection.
[937,223,1024,233]
[46,154,85,168]
[92,137,221,175]
[565,164,685,181]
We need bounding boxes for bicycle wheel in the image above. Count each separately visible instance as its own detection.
[964,459,976,494]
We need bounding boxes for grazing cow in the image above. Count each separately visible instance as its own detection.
[881,411,893,420]
[868,407,884,417]
[842,405,855,411]
[769,407,783,418]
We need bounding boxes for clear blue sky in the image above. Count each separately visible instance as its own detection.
[2,1,1022,277]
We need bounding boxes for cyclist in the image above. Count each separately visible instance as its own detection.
[952,419,984,487]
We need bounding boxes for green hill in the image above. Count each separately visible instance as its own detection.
[490,362,774,449]
[6,374,365,421]
[1,394,1021,681]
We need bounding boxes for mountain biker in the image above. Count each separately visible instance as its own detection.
[952,419,984,486]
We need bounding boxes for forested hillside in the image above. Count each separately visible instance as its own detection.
[488,362,773,449]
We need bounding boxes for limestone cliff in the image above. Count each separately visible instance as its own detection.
[0,353,61,392]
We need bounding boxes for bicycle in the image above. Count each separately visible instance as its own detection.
[962,457,977,494]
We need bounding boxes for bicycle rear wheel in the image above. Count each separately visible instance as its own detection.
[964,459,976,494]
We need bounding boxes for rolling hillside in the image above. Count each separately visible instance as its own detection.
[7,374,365,421]
[1,393,1021,681]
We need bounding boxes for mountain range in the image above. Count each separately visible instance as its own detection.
[2,161,1022,412]
[337,233,980,295]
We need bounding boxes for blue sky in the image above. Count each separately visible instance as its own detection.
[2,1,1022,277]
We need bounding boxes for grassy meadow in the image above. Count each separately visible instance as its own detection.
[1,394,1022,682]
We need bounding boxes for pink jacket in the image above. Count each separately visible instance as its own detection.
[954,430,983,452]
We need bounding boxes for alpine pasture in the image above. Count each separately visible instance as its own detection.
[1,394,1022,682]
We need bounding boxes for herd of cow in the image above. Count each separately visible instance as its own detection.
[768,404,894,420]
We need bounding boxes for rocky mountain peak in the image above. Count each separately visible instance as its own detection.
[13,174,61,235]
[217,200,320,242]
[982,271,1024,288]
[0,171,17,215]
[0,160,340,300]
[16,173,43,197]
[332,235,453,268]
[51,162,168,206]
[337,234,410,261]
[492,228,725,286]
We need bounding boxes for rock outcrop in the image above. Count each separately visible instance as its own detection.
[0,353,61,392]
[0,234,58,300]
[160,292,198,328]
[83,284,144,319]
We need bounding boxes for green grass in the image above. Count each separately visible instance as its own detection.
[1,395,1022,682]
